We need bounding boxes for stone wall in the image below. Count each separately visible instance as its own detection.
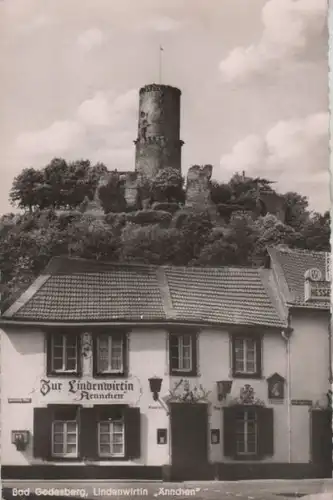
[134,84,184,179]
[185,164,214,207]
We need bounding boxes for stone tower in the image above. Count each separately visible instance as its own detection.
[134,84,184,179]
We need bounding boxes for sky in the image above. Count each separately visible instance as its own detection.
[0,0,329,214]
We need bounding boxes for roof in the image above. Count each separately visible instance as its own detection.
[1,256,286,329]
[268,246,330,309]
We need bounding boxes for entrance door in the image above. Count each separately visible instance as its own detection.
[170,403,209,478]
[310,409,332,476]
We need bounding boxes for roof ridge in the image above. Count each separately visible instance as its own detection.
[270,245,327,257]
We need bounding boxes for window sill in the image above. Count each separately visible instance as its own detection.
[170,370,198,377]
[232,372,263,380]
[93,372,127,379]
[48,456,81,462]
[47,371,81,378]
[230,454,263,461]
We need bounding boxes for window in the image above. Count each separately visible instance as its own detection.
[231,334,262,378]
[235,409,257,456]
[33,405,142,461]
[47,333,80,375]
[169,332,197,376]
[223,406,274,460]
[93,333,127,377]
[52,420,78,458]
[98,419,125,457]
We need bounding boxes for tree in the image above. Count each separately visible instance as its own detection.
[10,168,45,211]
[98,171,127,214]
[150,167,185,204]
[9,158,109,211]
[283,191,310,230]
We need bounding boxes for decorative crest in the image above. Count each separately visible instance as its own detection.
[167,379,211,403]
[304,268,322,282]
[229,384,265,407]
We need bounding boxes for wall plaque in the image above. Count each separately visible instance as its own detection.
[267,373,285,401]
[291,399,312,406]
[8,398,32,404]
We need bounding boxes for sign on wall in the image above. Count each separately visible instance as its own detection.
[325,253,331,282]
[30,377,143,405]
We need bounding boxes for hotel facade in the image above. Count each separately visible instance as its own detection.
[0,246,331,480]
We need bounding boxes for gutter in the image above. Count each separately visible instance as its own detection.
[0,319,286,329]
[281,319,293,464]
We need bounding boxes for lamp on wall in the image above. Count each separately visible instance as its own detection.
[11,430,30,451]
[148,376,163,401]
[216,380,233,401]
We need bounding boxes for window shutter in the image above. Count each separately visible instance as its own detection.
[79,407,98,460]
[76,334,82,376]
[257,407,274,458]
[230,336,236,377]
[255,336,262,376]
[311,409,332,464]
[190,333,198,376]
[223,406,237,457]
[124,407,141,459]
[169,334,179,372]
[46,333,52,376]
[33,407,53,459]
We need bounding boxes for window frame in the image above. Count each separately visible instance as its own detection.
[93,331,128,378]
[169,331,198,377]
[51,419,79,459]
[97,418,125,458]
[235,409,258,457]
[231,332,262,379]
[46,331,81,377]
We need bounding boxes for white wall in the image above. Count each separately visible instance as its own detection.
[1,313,330,466]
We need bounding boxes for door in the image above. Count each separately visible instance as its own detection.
[310,409,332,476]
[170,403,208,471]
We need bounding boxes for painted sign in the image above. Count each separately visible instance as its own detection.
[8,398,32,404]
[305,281,330,301]
[30,377,142,404]
[291,399,312,406]
[325,252,331,282]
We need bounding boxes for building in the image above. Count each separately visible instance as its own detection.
[0,247,331,481]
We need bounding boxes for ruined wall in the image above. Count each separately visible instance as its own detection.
[259,191,286,223]
[185,164,214,207]
[135,84,184,179]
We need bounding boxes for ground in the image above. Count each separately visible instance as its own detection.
[2,480,333,500]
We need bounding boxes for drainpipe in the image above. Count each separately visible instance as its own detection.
[282,323,292,464]
[328,315,332,387]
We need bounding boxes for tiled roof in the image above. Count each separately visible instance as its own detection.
[268,246,330,309]
[1,256,286,328]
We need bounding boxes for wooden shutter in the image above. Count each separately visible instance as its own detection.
[79,407,98,460]
[124,407,141,459]
[190,333,198,376]
[223,406,237,457]
[33,407,53,459]
[311,409,332,464]
[257,407,274,458]
[46,333,52,376]
[169,334,179,372]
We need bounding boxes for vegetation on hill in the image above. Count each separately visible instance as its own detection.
[1,157,329,309]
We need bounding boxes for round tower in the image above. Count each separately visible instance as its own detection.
[134,84,184,179]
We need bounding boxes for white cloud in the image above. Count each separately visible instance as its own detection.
[77,28,106,51]
[219,112,329,211]
[77,92,112,127]
[15,88,138,171]
[16,121,84,158]
[219,0,327,82]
